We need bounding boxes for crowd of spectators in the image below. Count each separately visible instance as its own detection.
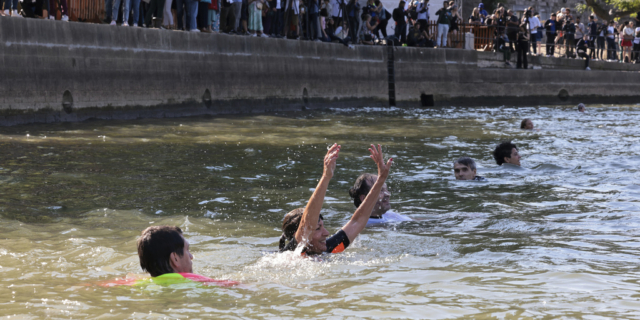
[2,0,639,60]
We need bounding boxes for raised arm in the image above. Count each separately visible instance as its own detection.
[341,144,393,242]
[294,143,341,245]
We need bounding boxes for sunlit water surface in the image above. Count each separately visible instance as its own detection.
[2,105,640,319]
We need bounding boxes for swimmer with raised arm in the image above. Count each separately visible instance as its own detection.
[279,144,393,255]
[349,173,412,225]
[493,141,521,166]
[453,157,486,181]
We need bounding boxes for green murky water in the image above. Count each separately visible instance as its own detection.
[2,105,640,319]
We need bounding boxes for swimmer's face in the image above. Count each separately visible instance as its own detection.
[170,236,194,274]
[578,106,585,112]
[504,148,521,166]
[524,120,534,130]
[359,178,391,217]
[308,218,330,254]
[453,163,476,180]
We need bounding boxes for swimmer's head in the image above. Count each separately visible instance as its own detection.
[520,118,534,130]
[577,103,585,112]
[349,173,391,218]
[137,226,193,277]
[493,141,521,166]
[280,208,329,254]
[453,157,477,180]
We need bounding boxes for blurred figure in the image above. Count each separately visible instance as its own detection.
[577,103,586,112]
[520,118,533,129]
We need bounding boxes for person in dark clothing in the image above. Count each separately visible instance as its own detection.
[576,34,591,70]
[516,24,529,69]
[220,0,236,33]
[505,10,519,53]
[544,13,558,56]
[497,31,512,66]
[563,17,576,58]
[346,0,360,42]
[320,18,352,45]
[392,0,408,44]
[587,15,598,58]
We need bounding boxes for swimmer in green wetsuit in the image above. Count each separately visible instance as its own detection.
[101,226,239,287]
[279,144,393,255]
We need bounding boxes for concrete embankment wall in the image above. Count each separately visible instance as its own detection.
[1,17,639,125]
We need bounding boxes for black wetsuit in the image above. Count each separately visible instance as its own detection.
[282,229,351,255]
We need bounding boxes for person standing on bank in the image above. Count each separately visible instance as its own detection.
[112,0,132,25]
[505,9,518,53]
[416,0,428,36]
[516,24,529,69]
[563,16,576,58]
[606,20,617,61]
[393,0,409,43]
[279,144,393,255]
[435,2,451,47]
[544,13,558,57]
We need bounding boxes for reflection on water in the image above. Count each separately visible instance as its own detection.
[1,105,640,318]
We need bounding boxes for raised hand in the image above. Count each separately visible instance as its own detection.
[368,144,392,179]
[323,143,341,179]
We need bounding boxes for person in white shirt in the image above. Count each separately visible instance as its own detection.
[349,173,412,226]
[633,25,640,63]
[524,9,541,55]
[621,21,635,63]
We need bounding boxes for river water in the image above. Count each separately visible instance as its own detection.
[1,105,640,319]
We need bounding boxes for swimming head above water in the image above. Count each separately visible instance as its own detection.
[349,173,391,218]
[453,157,485,180]
[137,225,193,277]
[493,141,521,166]
[520,118,534,130]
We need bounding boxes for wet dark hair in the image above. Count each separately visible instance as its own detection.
[453,157,476,171]
[137,226,185,277]
[349,173,376,208]
[520,118,531,129]
[493,141,517,166]
[279,208,324,252]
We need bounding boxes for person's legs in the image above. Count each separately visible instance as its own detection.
[436,23,444,47]
[58,0,68,16]
[309,12,318,39]
[349,17,358,41]
[220,6,230,32]
[112,0,123,21]
[516,43,523,68]
[275,9,284,35]
[530,34,537,54]
[546,34,554,55]
[155,0,165,25]
[122,0,131,23]
[145,0,157,26]
[233,1,241,32]
[131,0,140,25]
[379,18,387,38]
[163,0,173,26]
[633,43,640,62]
[442,24,449,47]
[105,0,113,21]
[175,0,184,29]
[187,0,197,30]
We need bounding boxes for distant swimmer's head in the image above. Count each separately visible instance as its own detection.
[453,157,478,180]
[520,118,534,130]
[137,226,193,277]
[349,173,391,218]
[493,141,521,166]
[577,103,586,112]
[280,208,330,254]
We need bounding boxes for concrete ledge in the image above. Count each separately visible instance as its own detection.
[1,16,640,125]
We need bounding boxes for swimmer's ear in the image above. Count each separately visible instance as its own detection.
[473,168,477,174]
[169,252,179,271]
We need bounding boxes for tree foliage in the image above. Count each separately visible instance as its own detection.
[581,0,640,20]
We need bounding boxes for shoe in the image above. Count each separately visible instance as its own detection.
[12,10,21,17]
[49,15,55,20]
[260,33,269,38]
[123,22,129,26]
[110,21,116,25]
[132,24,138,28]
[243,31,250,35]
[201,28,212,33]
[61,15,68,21]
[505,61,511,66]
[229,30,237,35]
[250,33,257,37]
[4,9,9,15]
[585,67,591,70]
[190,29,200,32]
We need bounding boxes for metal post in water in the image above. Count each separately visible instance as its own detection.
[387,42,396,107]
